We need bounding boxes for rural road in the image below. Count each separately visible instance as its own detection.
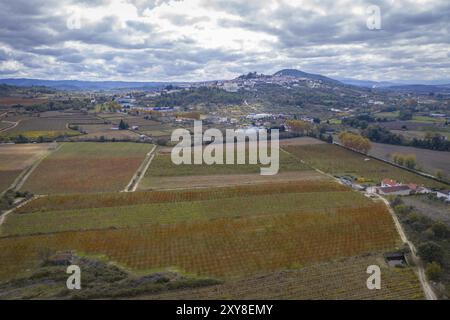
[0,196,42,227]
[0,120,19,132]
[375,194,437,300]
[124,145,157,192]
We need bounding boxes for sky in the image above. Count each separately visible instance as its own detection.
[0,0,449,82]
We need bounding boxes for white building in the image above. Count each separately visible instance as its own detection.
[436,190,450,201]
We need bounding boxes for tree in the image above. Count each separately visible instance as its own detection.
[425,262,442,281]
[286,120,313,135]
[404,154,416,169]
[338,131,372,154]
[418,241,444,264]
[431,222,449,239]
[118,119,129,130]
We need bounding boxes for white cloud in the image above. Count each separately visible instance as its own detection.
[0,0,448,81]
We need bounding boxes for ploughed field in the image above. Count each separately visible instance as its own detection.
[20,142,153,194]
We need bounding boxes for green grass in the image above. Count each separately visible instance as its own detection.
[283,144,447,188]
[411,116,446,123]
[375,111,399,119]
[144,149,308,177]
[1,191,368,236]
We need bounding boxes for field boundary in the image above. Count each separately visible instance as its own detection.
[124,145,157,192]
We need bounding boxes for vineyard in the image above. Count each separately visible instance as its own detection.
[3,190,369,236]
[0,203,400,280]
[283,143,446,188]
[147,254,424,300]
[20,142,153,194]
[0,140,427,299]
[139,148,310,190]
[15,180,348,213]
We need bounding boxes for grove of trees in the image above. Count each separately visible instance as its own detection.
[338,131,372,154]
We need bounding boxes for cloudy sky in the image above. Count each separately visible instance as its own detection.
[0,0,449,82]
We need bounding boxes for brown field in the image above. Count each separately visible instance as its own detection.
[369,142,450,176]
[0,97,48,107]
[73,124,141,141]
[0,143,53,192]
[20,142,152,194]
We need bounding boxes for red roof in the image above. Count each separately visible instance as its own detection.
[382,178,398,186]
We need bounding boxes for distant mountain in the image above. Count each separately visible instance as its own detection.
[337,78,450,91]
[273,69,341,85]
[337,79,397,88]
[0,78,177,91]
[381,83,450,94]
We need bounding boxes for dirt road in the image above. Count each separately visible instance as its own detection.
[374,194,437,300]
[124,145,156,192]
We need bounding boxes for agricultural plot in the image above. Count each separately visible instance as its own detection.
[3,182,359,236]
[139,146,311,190]
[0,97,48,107]
[147,254,424,300]
[0,199,400,280]
[74,124,141,141]
[0,116,81,141]
[20,142,153,194]
[283,143,447,188]
[368,142,450,177]
[0,143,54,192]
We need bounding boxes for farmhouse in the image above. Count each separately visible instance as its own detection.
[376,185,412,196]
[436,190,450,201]
[381,178,400,187]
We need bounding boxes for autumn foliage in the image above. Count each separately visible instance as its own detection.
[338,131,372,154]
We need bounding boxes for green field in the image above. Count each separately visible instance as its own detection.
[2,190,368,236]
[143,148,308,178]
[283,143,447,188]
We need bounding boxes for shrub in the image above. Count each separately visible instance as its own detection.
[425,262,443,281]
[417,241,444,264]
[431,222,449,239]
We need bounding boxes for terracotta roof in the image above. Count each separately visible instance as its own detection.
[382,178,398,186]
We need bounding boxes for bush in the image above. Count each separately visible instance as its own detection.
[417,241,444,264]
[425,262,443,281]
[431,222,449,239]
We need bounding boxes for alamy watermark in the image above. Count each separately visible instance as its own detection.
[171,121,280,175]
[366,265,381,290]
[366,5,381,30]
[66,265,81,290]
